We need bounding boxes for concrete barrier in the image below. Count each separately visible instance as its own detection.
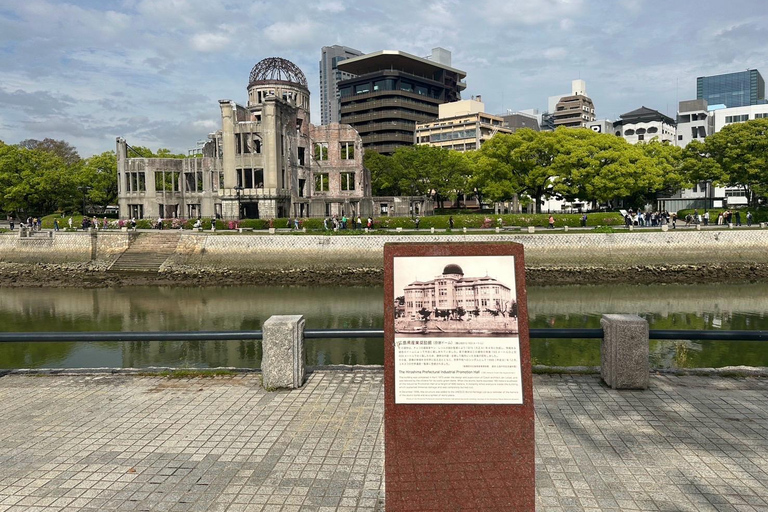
[600,314,649,390]
[262,315,306,389]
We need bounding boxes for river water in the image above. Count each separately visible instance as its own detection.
[0,283,766,369]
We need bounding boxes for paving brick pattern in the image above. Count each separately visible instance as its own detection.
[0,372,766,511]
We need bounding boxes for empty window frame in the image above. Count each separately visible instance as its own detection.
[340,142,354,160]
[314,143,329,161]
[341,172,355,191]
[315,173,329,192]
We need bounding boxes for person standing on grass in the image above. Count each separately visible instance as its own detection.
[548,215,555,229]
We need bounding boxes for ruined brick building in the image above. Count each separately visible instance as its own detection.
[117,57,391,221]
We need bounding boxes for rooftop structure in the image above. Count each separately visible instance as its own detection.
[337,48,467,154]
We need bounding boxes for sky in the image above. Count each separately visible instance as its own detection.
[1,0,767,157]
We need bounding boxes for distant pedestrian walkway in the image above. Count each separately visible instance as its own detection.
[0,371,765,511]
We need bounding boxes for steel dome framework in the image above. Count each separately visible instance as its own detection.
[248,57,308,89]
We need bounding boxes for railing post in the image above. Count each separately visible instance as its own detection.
[600,314,649,390]
[262,315,306,389]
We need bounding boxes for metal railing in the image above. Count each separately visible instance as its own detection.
[1,329,767,343]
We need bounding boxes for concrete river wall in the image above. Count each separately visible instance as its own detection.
[1,229,767,270]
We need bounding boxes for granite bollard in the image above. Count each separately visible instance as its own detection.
[262,315,306,389]
[600,314,649,389]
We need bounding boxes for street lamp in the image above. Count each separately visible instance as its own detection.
[233,186,243,220]
[78,185,92,216]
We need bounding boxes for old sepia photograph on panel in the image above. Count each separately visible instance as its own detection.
[393,255,518,337]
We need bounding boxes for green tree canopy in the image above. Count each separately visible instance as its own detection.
[17,138,81,166]
[703,119,768,206]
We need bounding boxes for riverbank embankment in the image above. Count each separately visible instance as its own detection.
[2,228,768,287]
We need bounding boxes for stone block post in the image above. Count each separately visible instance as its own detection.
[600,314,649,390]
[262,315,306,389]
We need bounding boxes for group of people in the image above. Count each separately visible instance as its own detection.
[321,215,373,231]
[623,209,674,228]
[682,209,752,227]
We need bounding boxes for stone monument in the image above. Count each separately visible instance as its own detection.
[384,242,534,510]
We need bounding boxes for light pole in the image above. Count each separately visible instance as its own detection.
[234,185,243,221]
[78,185,92,216]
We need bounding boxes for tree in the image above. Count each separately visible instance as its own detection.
[364,151,399,196]
[472,130,562,213]
[18,138,80,165]
[704,119,768,206]
[0,144,71,214]
[77,152,118,209]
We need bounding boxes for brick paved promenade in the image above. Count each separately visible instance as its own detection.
[0,371,766,511]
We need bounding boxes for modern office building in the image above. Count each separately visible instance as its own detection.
[552,80,596,129]
[414,98,511,152]
[336,48,467,154]
[319,45,364,125]
[696,69,765,108]
[613,106,676,144]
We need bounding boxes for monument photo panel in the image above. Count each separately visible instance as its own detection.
[393,255,522,405]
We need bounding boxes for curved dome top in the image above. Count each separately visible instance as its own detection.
[248,57,308,89]
[442,264,464,276]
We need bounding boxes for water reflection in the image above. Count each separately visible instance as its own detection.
[0,284,766,369]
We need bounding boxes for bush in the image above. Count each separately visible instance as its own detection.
[375,213,624,229]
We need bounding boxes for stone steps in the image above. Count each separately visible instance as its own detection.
[108,233,181,273]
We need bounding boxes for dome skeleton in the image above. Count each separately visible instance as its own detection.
[248,57,308,89]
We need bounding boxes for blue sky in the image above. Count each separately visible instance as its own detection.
[1,0,766,156]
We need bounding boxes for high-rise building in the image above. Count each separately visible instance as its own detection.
[696,69,765,108]
[319,45,363,125]
[336,48,467,154]
[551,80,596,129]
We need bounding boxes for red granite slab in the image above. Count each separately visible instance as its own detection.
[384,242,534,511]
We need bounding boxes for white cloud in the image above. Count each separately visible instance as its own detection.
[543,47,567,60]
[478,0,584,25]
[190,32,231,52]
[1,0,767,156]
[263,19,321,48]
[314,0,346,12]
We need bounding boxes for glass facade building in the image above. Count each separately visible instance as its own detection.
[696,70,765,108]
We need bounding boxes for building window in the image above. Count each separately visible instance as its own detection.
[314,143,328,161]
[155,172,179,192]
[314,174,329,192]
[638,134,645,141]
[624,129,635,136]
[341,173,355,191]
[380,203,389,215]
[128,204,143,219]
[340,142,354,160]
